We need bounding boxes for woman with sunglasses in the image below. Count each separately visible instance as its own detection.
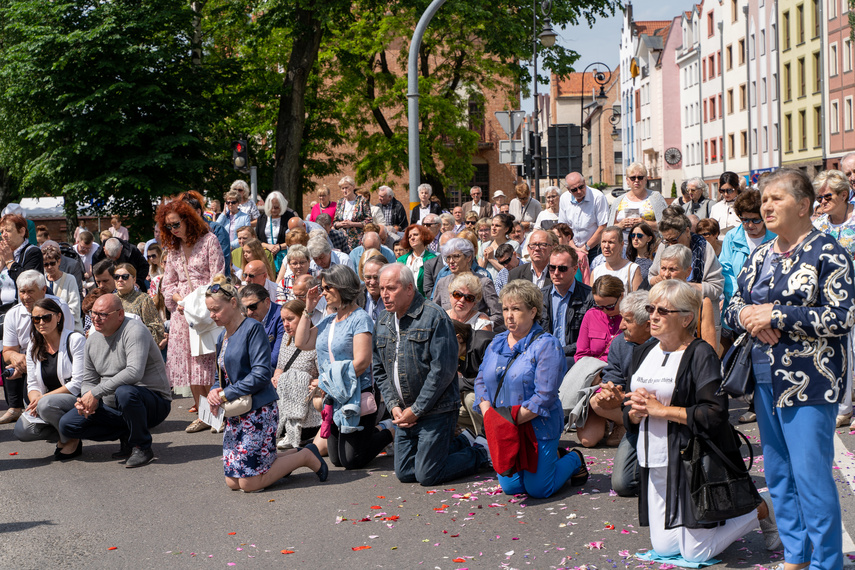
[42,244,83,333]
[625,222,658,284]
[625,279,778,563]
[658,245,718,354]
[709,171,743,238]
[12,298,85,459]
[216,190,252,249]
[591,227,642,293]
[435,238,502,329]
[205,277,328,492]
[115,262,165,349]
[534,186,560,230]
[397,224,436,298]
[608,163,667,238]
[445,273,492,332]
[157,199,225,432]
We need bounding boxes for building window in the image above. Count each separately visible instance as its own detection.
[727,89,734,114]
[831,100,840,134]
[738,38,746,65]
[709,55,715,79]
[773,72,779,101]
[751,81,757,107]
[785,114,793,152]
[708,11,714,37]
[830,0,838,19]
[732,0,738,22]
[783,11,791,50]
[799,109,807,150]
[704,141,709,163]
[726,45,733,70]
[761,30,766,56]
[846,39,853,73]
[762,126,768,152]
[711,97,717,120]
[728,133,736,158]
[771,23,777,50]
[751,129,757,154]
[718,94,723,117]
[773,124,779,151]
[741,130,748,156]
[846,97,853,131]
[797,4,805,44]
[471,164,490,196]
[831,43,839,76]
[711,139,717,162]
[798,57,806,97]
[703,99,708,122]
[761,78,767,104]
[813,0,820,38]
[750,33,756,60]
[815,105,822,147]
[740,84,747,110]
[784,63,792,101]
[813,52,821,93]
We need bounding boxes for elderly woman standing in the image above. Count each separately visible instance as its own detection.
[333,176,372,251]
[709,171,743,237]
[609,163,667,237]
[309,186,337,223]
[397,224,436,298]
[275,245,312,302]
[217,190,252,249]
[724,169,855,570]
[474,280,588,498]
[680,178,713,219]
[434,238,501,328]
[256,191,293,272]
[409,183,443,225]
[534,186,560,230]
[626,279,778,562]
[509,182,542,233]
[158,200,225,432]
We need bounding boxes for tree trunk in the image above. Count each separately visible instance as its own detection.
[190,1,205,68]
[272,8,323,218]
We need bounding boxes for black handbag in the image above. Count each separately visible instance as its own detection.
[681,425,762,524]
[719,332,755,398]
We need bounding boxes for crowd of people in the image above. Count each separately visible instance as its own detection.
[4,161,855,568]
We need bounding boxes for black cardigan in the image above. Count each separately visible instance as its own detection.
[409,202,442,225]
[255,210,294,247]
[623,338,742,529]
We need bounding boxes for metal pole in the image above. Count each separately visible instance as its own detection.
[250,166,258,204]
[407,0,448,211]
[532,0,541,199]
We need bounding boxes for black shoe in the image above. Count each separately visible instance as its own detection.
[111,440,132,460]
[55,440,83,461]
[125,447,154,468]
[304,443,328,482]
[569,449,589,487]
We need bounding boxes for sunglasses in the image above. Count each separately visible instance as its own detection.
[662,229,686,245]
[567,184,586,193]
[548,264,572,273]
[630,233,646,240]
[740,218,763,226]
[147,254,159,260]
[594,300,619,311]
[31,313,57,324]
[245,301,262,311]
[243,273,260,280]
[114,273,132,281]
[225,200,238,205]
[322,285,335,292]
[721,187,737,194]
[465,221,476,226]
[207,283,235,298]
[90,309,119,320]
[628,175,645,182]
[698,232,712,238]
[817,193,836,203]
[645,304,690,316]
[424,222,438,226]
[43,261,58,268]
[164,222,181,231]
[498,256,513,266]
[451,290,476,303]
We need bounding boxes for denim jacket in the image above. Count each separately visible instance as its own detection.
[214,317,276,412]
[373,294,459,418]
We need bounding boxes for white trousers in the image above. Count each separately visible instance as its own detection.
[647,466,759,563]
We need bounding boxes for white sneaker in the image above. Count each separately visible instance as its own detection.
[459,428,477,447]
[276,439,292,451]
[758,491,782,551]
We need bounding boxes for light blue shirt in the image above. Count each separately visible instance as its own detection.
[550,281,576,347]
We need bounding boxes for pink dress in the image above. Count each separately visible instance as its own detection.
[162,232,225,387]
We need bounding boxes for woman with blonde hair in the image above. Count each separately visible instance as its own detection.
[608,162,667,237]
[446,273,492,331]
[309,186,337,223]
[242,238,276,281]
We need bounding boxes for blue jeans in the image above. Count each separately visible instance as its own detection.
[394,411,487,486]
[59,385,171,450]
[497,435,581,499]
[612,430,639,497]
[755,383,842,569]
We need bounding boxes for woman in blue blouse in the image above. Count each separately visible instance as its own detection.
[724,169,855,570]
[474,280,588,498]
[295,264,394,469]
[206,276,327,492]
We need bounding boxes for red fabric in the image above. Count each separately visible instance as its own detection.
[483,405,539,477]
[320,404,334,439]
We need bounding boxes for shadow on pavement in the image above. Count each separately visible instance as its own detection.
[0,520,57,534]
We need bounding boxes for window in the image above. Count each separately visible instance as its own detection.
[728,133,736,158]
[831,100,840,134]
[773,124,779,151]
[799,109,807,150]
[727,89,734,114]
[703,99,708,122]
[785,114,793,152]
[732,0,738,22]
[718,50,722,74]
[741,130,748,156]
[771,23,777,50]
[813,0,820,38]
[726,45,733,70]
[711,139,718,162]
[761,78,767,104]
[798,57,806,97]
[703,61,707,82]
[739,84,747,110]
[752,129,758,154]
[783,11,791,49]
[762,126,768,152]
[750,33,756,60]
[708,11,714,37]
[845,39,853,73]
[797,4,805,44]
[831,43,839,76]
[815,105,822,147]
[772,72,779,101]
[813,52,821,93]
[738,38,746,65]
[704,141,709,164]
[718,94,723,117]
[846,97,853,131]
[710,97,717,120]
[830,0,838,19]
[751,81,757,107]
[709,55,715,79]
[761,30,766,56]
[784,64,792,101]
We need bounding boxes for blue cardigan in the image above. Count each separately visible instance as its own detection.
[723,229,855,407]
[718,225,776,311]
[214,317,276,412]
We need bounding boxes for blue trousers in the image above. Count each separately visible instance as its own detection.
[395,410,487,486]
[755,383,842,569]
[497,435,581,499]
[59,385,171,450]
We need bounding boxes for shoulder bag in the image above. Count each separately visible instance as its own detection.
[718,332,755,398]
[218,346,252,418]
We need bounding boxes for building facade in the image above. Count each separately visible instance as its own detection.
[825,0,855,169]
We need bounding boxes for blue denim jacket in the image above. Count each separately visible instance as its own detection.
[214,318,276,412]
[373,294,459,418]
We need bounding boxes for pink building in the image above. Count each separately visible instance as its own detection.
[826,1,855,169]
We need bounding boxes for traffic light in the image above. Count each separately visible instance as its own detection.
[231,140,249,173]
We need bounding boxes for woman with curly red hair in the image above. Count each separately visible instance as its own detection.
[157,200,225,433]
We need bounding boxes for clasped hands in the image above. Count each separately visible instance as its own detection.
[626,387,666,424]
[739,303,781,346]
[75,391,99,417]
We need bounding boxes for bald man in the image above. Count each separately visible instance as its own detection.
[242,260,278,301]
[58,295,171,468]
[557,171,609,262]
[349,231,397,268]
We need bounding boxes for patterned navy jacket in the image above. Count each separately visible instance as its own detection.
[723,229,855,408]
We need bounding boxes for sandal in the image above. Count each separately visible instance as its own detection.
[185,418,210,433]
[188,406,198,414]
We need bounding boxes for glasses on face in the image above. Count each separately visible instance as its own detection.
[529,242,550,250]
[164,222,181,231]
[322,285,335,292]
[31,313,56,324]
[698,232,712,238]
[662,229,685,245]
[294,293,307,300]
[548,264,572,273]
[721,187,737,195]
[644,304,690,317]
[498,256,513,266]
[628,175,645,182]
[740,217,763,226]
[817,192,836,203]
[630,233,646,240]
[594,300,619,311]
[546,194,558,200]
[225,200,238,205]
[446,253,464,262]
[147,254,158,260]
[364,274,379,282]
[451,290,476,303]
[243,273,260,280]
[114,273,132,281]
[90,309,119,320]
[43,261,57,268]
[465,221,476,226]
[424,222,438,227]
[245,301,261,311]
[568,184,586,193]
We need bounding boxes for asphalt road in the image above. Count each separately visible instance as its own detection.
[2,397,855,570]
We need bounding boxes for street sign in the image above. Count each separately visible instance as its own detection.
[499,139,525,164]
[495,111,527,138]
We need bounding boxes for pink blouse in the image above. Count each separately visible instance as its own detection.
[574,309,622,362]
[308,201,337,223]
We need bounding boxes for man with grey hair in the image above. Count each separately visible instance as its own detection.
[422,213,441,253]
[91,237,148,292]
[230,179,260,223]
[558,171,609,263]
[840,152,855,193]
[374,263,489,486]
[422,232,455,299]
[292,274,327,324]
[377,185,407,233]
[681,177,712,219]
[307,237,355,271]
[348,231,396,268]
[462,186,491,220]
[314,213,350,253]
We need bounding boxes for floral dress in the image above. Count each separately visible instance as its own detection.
[333,195,372,251]
[162,231,225,387]
[814,213,855,267]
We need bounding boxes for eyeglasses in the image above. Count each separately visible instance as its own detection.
[594,300,619,311]
[322,285,335,292]
[630,233,646,240]
[498,256,513,266]
[451,290,476,303]
[43,261,57,268]
[817,193,836,203]
[90,309,119,320]
[662,229,686,245]
[225,200,238,205]
[644,304,690,317]
[548,264,572,273]
[740,217,763,226]
[698,232,712,238]
[147,254,158,260]
[31,313,56,324]
[446,253,465,262]
[567,184,586,193]
[424,222,438,226]
[628,175,645,182]
[721,187,737,194]
[164,222,181,231]
[243,273,260,280]
[363,274,379,282]
[546,194,559,200]
[465,221,476,226]
[207,283,235,298]
[244,301,262,311]
[528,242,550,250]
[114,273,132,281]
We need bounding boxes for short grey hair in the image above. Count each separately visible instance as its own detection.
[307,237,331,258]
[17,269,46,291]
[544,185,560,198]
[685,177,708,194]
[339,176,355,187]
[319,264,363,306]
[649,279,700,331]
[378,185,393,197]
[308,229,327,241]
[441,237,475,260]
[439,213,454,226]
[813,169,850,196]
[264,191,288,218]
[287,244,309,263]
[104,238,122,258]
[620,290,650,324]
[418,183,432,196]
[423,213,439,225]
[661,244,692,270]
[230,180,250,194]
[379,262,415,290]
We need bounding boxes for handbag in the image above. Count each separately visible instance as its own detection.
[719,332,755,398]
[360,389,378,416]
[217,351,253,418]
[681,425,762,524]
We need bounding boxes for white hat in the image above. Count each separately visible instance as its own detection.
[2,203,24,218]
[493,190,505,198]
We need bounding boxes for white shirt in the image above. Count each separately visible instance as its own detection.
[591,261,640,293]
[3,295,75,351]
[710,200,740,239]
[746,233,764,253]
[530,263,549,289]
[330,250,356,271]
[392,314,405,403]
[631,345,684,468]
[470,201,482,215]
[74,242,100,275]
[557,187,610,248]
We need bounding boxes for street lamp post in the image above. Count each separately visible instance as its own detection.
[531,0,556,199]
[579,62,611,183]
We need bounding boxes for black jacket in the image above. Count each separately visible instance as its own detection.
[458,329,495,392]
[508,262,552,288]
[92,238,149,292]
[409,201,442,225]
[0,243,44,313]
[255,210,295,247]
[539,281,591,358]
[381,197,408,231]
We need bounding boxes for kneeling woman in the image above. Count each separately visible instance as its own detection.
[625,280,777,562]
[474,280,588,498]
[205,277,327,492]
[13,298,85,459]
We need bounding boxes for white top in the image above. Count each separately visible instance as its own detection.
[74,242,101,274]
[263,217,281,244]
[26,329,86,396]
[464,311,491,331]
[557,187,610,247]
[392,314,404,402]
[631,345,684,468]
[330,250,356,271]
[745,233,764,253]
[3,295,75,350]
[418,206,430,223]
[509,197,542,224]
[406,250,426,278]
[710,200,740,239]
[591,261,640,293]
[534,210,559,230]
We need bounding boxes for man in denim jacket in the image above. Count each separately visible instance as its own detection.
[373,263,489,485]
